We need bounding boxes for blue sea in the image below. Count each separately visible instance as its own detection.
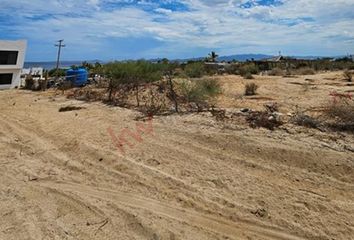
[24,60,102,70]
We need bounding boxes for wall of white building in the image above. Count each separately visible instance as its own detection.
[0,40,27,90]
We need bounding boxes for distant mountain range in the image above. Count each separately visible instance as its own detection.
[24,54,338,69]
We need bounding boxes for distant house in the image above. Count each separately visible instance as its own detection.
[263,55,293,62]
[0,40,27,90]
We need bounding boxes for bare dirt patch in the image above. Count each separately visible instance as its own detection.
[0,71,353,240]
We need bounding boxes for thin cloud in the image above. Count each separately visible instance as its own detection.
[1,0,353,60]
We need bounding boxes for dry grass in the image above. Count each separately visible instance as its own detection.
[244,82,258,96]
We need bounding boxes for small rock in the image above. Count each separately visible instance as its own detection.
[251,208,268,218]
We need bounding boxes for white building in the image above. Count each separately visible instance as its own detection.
[0,40,27,90]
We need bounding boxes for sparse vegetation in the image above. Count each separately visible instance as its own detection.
[244,82,258,96]
[323,99,354,132]
[343,70,353,82]
[184,62,206,78]
[180,78,222,111]
[104,61,163,104]
[239,63,259,77]
[291,112,321,129]
[269,68,285,76]
[242,72,254,79]
[294,67,316,75]
[246,111,283,130]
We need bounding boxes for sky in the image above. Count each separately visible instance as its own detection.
[1,0,354,61]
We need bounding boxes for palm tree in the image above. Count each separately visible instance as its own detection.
[207,51,219,62]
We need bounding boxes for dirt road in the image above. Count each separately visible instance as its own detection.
[0,80,353,239]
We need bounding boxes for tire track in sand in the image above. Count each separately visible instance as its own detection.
[37,181,305,240]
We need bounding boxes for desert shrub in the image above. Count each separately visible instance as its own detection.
[140,89,167,116]
[244,82,258,96]
[343,70,353,82]
[24,75,34,90]
[246,102,283,130]
[224,64,239,75]
[291,113,321,129]
[184,62,206,78]
[70,87,106,102]
[323,99,354,132]
[198,78,222,98]
[48,68,66,77]
[239,63,259,76]
[269,68,285,76]
[179,78,222,111]
[243,72,254,79]
[104,61,163,103]
[264,102,279,113]
[294,67,315,75]
[210,108,227,121]
[204,64,219,75]
[246,111,283,130]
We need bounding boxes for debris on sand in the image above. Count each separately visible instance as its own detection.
[59,105,85,112]
[251,208,268,218]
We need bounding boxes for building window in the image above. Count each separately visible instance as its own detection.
[0,51,18,65]
[0,73,13,85]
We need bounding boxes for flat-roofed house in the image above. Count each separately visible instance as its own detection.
[0,40,27,90]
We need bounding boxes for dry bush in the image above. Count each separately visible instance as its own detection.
[239,63,259,75]
[323,100,354,132]
[24,75,34,90]
[291,112,321,129]
[140,89,167,116]
[343,70,353,82]
[246,111,283,130]
[293,67,315,75]
[210,108,227,121]
[242,72,254,79]
[269,68,285,76]
[179,78,222,112]
[244,82,258,96]
[70,87,106,102]
[246,103,283,130]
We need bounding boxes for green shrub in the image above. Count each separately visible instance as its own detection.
[197,78,222,98]
[239,63,259,76]
[180,78,222,110]
[48,68,66,77]
[224,64,239,75]
[104,61,163,102]
[184,62,206,78]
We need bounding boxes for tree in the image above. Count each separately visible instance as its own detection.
[104,61,163,105]
[207,51,219,62]
[161,60,180,112]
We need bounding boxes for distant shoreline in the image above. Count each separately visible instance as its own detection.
[24,61,98,70]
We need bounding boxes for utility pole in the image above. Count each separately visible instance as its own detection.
[55,39,65,78]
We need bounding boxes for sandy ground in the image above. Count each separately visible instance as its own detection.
[0,72,353,240]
